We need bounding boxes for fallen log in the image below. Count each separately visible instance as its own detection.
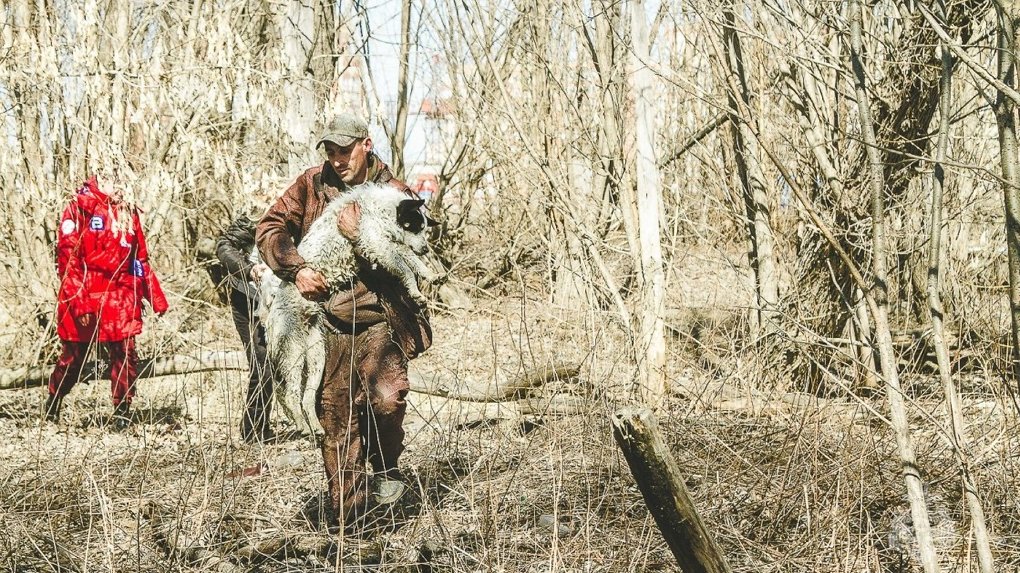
[518,393,586,416]
[2,353,578,404]
[409,393,587,431]
[408,363,579,402]
[612,407,733,573]
[0,350,248,391]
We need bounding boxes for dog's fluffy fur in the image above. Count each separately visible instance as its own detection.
[258,182,435,437]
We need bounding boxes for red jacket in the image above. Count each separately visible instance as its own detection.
[55,177,168,342]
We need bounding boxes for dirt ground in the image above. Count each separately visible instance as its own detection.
[0,290,653,572]
[2,251,1020,572]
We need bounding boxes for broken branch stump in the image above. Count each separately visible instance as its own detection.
[612,407,733,573]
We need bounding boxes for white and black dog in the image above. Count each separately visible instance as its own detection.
[258,182,437,438]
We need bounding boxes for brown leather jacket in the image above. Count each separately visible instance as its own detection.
[255,156,432,358]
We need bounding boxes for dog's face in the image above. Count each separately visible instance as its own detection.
[395,199,437,255]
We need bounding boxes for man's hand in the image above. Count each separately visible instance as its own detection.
[250,263,269,284]
[337,202,361,241]
[296,267,328,300]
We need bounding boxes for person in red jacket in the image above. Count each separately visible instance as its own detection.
[44,170,169,430]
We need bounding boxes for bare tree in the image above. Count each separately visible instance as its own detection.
[925,9,995,570]
[590,0,626,240]
[994,1,1020,390]
[107,0,131,151]
[278,0,317,167]
[720,1,779,337]
[629,0,666,405]
[386,0,414,179]
[849,1,939,570]
[780,0,989,390]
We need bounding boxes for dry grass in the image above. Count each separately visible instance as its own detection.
[2,248,1020,572]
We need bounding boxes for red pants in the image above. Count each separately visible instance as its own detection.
[320,321,409,528]
[48,338,138,406]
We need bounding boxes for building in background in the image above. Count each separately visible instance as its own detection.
[404,94,454,202]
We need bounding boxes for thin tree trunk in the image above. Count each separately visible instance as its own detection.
[390,0,413,179]
[853,291,878,390]
[593,0,624,233]
[630,0,666,405]
[721,3,779,336]
[310,0,339,113]
[927,22,995,572]
[549,5,621,312]
[607,0,640,285]
[558,160,597,307]
[995,1,1020,392]
[279,0,317,168]
[850,2,940,571]
[108,0,130,150]
[552,2,599,311]
[540,0,591,310]
[8,0,52,302]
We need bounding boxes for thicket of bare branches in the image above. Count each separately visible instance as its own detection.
[4,0,1020,571]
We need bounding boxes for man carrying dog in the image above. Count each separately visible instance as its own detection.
[256,113,431,532]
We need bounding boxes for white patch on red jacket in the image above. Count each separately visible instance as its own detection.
[60,219,76,235]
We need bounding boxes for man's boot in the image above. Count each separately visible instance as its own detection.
[111,402,131,431]
[371,468,408,505]
[43,394,61,423]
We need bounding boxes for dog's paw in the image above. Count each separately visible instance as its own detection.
[410,291,429,306]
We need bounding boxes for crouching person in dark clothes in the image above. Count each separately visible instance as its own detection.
[255,114,431,532]
[217,213,277,444]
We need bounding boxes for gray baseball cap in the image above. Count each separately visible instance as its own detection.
[316,113,370,148]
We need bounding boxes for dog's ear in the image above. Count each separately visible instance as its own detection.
[398,198,438,227]
[396,199,428,232]
[397,198,425,212]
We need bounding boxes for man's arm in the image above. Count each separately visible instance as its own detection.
[255,171,329,298]
[55,200,93,318]
[255,175,310,282]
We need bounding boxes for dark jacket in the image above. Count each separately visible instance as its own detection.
[216,215,259,299]
[255,157,432,358]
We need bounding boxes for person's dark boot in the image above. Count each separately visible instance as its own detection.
[241,425,277,445]
[253,425,277,444]
[43,394,62,423]
[110,402,131,431]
